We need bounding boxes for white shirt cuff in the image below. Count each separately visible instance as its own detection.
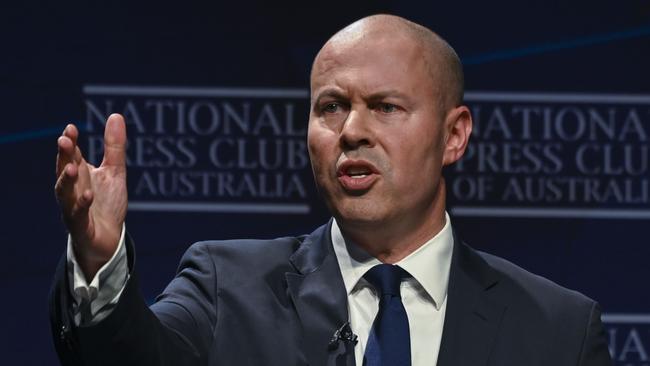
[66,224,129,325]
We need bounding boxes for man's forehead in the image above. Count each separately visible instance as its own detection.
[308,14,463,109]
[326,14,424,46]
[309,48,435,106]
[317,20,421,60]
[312,31,422,79]
[310,16,440,85]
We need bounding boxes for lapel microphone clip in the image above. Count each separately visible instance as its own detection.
[328,321,358,350]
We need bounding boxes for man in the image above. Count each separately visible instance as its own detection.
[51,14,612,366]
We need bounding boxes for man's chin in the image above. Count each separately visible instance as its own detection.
[333,206,390,228]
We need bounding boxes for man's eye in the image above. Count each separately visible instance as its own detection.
[323,103,340,113]
[378,103,397,113]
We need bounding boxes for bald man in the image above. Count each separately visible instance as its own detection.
[50,15,612,366]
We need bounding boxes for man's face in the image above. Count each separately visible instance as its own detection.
[308,32,450,228]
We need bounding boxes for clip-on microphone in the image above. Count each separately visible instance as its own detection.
[328,322,358,350]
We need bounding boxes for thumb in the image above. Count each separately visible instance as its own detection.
[101,113,127,168]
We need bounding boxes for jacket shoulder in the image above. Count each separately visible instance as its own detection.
[476,248,596,313]
[181,235,307,272]
[464,245,611,364]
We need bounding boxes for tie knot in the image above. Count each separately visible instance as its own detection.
[363,264,409,297]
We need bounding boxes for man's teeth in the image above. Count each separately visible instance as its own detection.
[347,168,370,178]
[347,168,370,176]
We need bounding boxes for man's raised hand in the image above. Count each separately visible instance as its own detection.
[55,113,128,281]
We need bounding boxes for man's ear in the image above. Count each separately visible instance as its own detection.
[442,105,472,166]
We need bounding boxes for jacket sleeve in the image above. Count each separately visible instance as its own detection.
[577,302,612,366]
[49,236,218,366]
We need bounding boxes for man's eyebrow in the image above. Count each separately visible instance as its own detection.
[366,90,410,102]
[313,89,410,104]
[312,89,347,106]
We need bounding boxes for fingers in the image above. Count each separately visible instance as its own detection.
[64,123,79,146]
[56,124,86,175]
[55,162,77,205]
[56,125,75,176]
[72,188,94,221]
[55,162,94,225]
[101,113,127,168]
[55,123,93,215]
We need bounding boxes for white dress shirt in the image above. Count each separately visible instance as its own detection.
[67,224,128,325]
[331,212,453,366]
[68,214,453,366]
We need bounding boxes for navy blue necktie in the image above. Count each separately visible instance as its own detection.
[363,264,411,366]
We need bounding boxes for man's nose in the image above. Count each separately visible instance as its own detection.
[339,109,375,149]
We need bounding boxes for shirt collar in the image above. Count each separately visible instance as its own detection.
[331,212,454,310]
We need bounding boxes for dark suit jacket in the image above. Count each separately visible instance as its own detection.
[50,220,612,365]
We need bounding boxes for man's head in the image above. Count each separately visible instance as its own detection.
[307,14,472,246]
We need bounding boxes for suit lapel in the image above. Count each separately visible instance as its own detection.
[436,232,507,366]
[286,220,355,366]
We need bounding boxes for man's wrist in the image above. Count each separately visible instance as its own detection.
[66,223,128,325]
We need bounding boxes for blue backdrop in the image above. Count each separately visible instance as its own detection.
[2,1,649,364]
